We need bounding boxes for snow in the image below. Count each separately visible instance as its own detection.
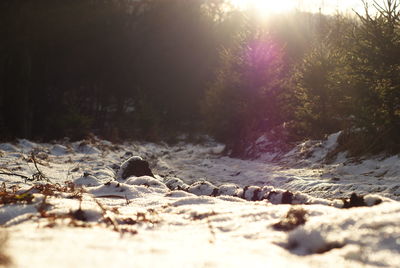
[0,143,18,152]
[1,135,400,267]
[50,144,69,156]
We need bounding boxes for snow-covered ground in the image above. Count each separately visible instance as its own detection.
[1,134,400,267]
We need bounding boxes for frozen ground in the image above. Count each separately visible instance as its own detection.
[0,134,400,267]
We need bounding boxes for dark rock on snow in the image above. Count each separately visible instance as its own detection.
[281,191,294,204]
[117,156,154,179]
[342,192,382,208]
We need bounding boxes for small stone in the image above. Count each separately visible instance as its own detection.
[188,180,218,196]
[281,191,294,204]
[117,156,154,179]
[342,193,366,208]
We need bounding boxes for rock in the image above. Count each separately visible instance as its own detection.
[260,186,275,198]
[188,180,218,196]
[281,191,294,204]
[117,156,154,179]
[266,189,287,204]
[342,193,367,208]
[264,189,294,204]
[109,163,120,171]
[217,184,242,197]
[242,186,262,201]
[164,177,189,191]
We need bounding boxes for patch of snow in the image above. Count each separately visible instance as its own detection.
[165,190,195,198]
[282,131,341,164]
[98,140,113,147]
[73,175,102,187]
[325,131,341,150]
[88,181,143,199]
[363,194,387,206]
[210,144,225,154]
[18,139,38,152]
[50,144,69,156]
[171,196,217,206]
[286,202,400,267]
[0,143,19,152]
[75,143,101,154]
[0,204,37,225]
[125,176,168,192]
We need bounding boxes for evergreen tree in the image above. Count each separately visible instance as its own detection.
[292,41,348,138]
[203,25,287,155]
[341,0,400,153]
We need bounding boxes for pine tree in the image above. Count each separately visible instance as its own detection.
[343,0,400,153]
[203,24,287,155]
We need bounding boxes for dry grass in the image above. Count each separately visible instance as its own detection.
[273,207,307,231]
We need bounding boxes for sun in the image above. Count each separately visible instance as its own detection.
[230,0,297,17]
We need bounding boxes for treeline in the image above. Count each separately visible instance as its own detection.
[1,0,400,156]
[0,0,231,141]
[204,0,400,156]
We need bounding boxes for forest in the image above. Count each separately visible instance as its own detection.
[2,2,400,267]
[1,0,400,157]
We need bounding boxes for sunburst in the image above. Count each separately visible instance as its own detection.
[230,0,297,17]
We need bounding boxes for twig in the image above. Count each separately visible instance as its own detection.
[30,153,50,182]
[92,198,121,233]
[95,194,126,199]
[207,216,216,244]
[0,172,30,181]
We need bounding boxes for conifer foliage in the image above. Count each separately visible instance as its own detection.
[203,26,287,155]
[343,0,400,153]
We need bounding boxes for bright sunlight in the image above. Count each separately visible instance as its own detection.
[230,0,373,15]
[230,0,298,16]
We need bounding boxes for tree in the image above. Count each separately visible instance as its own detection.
[203,25,287,155]
[342,0,400,153]
[292,40,349,138]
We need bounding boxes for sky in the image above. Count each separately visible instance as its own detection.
[230,0,377,16]
[298,0,374,14]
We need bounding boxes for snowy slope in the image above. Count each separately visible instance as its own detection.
[145,133,400,201]
[1,136,400,267]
